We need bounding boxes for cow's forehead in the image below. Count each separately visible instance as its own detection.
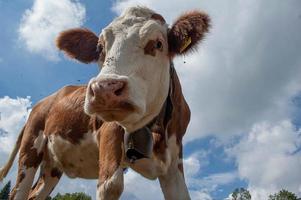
[104,7,166,34]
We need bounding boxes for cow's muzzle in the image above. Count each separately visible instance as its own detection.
[89,78,126,100]
[85,78,135,120]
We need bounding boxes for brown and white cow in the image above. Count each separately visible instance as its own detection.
[0,6,210,200]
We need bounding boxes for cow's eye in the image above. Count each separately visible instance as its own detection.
[155,41,163,50]
[144,40,163,56]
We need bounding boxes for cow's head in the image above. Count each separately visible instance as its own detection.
[56,7,210,132]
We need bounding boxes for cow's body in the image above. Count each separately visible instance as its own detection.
[2,67,191,200]
[0,6,210,200]
[42,86,100,179]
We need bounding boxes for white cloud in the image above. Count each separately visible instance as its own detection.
[184,150,209,177]
[0,96,31,191]
[121,169,163,200]
[18,0,86,61]
[188,171,238,196]
[0,96,31,154]
[189,191,213,200]
[228,120,301,199]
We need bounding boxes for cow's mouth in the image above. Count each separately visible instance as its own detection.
[85,100,138,122]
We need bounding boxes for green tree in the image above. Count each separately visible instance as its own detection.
[268,189,298,200]
[231,187,252,200]
[0,181,11,200]
[52,192,91,200]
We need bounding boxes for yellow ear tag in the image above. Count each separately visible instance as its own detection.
[180,37,192,53]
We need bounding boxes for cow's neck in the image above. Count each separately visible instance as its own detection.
[123,62,174,162]
[123,112,159,133]
[124,62,174,132]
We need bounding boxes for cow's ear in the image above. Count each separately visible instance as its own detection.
[168,11,210,57]
[56,28,101,63]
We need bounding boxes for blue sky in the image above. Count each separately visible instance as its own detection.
[1,0,301,200]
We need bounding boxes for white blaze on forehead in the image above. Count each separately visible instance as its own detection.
[139,20,168,42]
[101,6,167,60]
[95,6,170,132]
[119,6,158,21]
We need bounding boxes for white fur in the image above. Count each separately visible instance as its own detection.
[32,173,61,199]
[127,135,177,179]
[159,164,191,200]
[33,131,46,153]
[97,167,124,200]
[47,132,99,179]
[91,7,171,132]
[14,167,37,200]
[158,135,191,200]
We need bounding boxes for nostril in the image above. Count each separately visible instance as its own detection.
[89,81,102,98]
[114,85,125,96]
[88,83,95,97]
[97,79,126,97]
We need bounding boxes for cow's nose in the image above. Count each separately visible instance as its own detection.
[88,79,127,100]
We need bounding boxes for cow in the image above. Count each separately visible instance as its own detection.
[0,6,210,200]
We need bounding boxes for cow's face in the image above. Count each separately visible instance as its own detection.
[56,7,210,132]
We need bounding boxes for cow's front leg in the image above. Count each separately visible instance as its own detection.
[97,167,124,200]
[97,123,124,200]
[158,142,190,200]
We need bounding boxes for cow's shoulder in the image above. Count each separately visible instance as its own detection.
[43,85,99,143]
[47,85,87,113]
[55,85,86,99]
[28,85,85,120]
[24,86,65,132]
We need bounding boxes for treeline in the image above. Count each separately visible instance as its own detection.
[0,180,300,200]
[0,181,91,200]
[230,187,300,200]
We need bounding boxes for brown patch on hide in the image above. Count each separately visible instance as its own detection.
[167,67,191,142]
[56,28,100,63]
[178,144,184,175]
[98,123,124,183]
[168,10,211,56]
[151,66,190,159]
[178,163,184,175]
[151,102,169,157]
[144,39,164,57]
[18,103,48,169]
[45,86,102,144]
[19,171,26,184]
[51,168,62,178]
[23,148,43,168]
[144,40,157,56]
[29,162,62,199]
